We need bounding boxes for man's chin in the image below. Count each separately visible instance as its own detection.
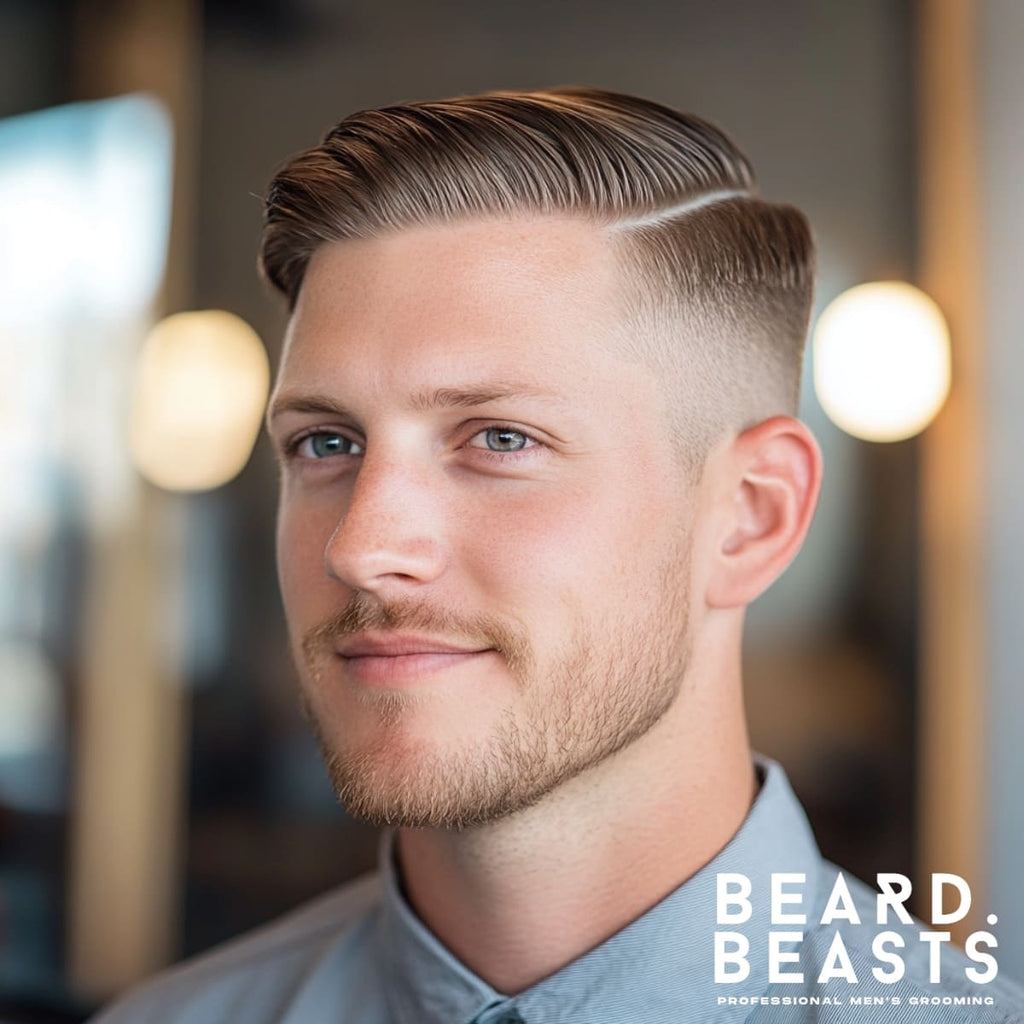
[321,752,530,831]
[314,723,567,830]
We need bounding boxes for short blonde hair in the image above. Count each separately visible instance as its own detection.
[259,86,814,458]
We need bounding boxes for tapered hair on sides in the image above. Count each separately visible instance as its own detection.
[259,86,815,464]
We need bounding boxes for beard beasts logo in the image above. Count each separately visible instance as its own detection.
[714,872,999,986]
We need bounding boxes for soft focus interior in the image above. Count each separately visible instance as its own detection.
[0,0,1021,1019]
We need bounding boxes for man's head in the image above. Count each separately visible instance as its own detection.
[261,87,821,830]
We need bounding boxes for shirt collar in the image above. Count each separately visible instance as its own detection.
[379,756,822,1024]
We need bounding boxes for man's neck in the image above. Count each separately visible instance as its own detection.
[394,670,756,994]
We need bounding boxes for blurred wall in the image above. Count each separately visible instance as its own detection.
[981,0,1024,972]
[0,0,71,120]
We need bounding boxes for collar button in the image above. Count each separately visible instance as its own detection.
[471,1006,525,1024]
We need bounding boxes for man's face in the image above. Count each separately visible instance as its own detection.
[268,215,700,830]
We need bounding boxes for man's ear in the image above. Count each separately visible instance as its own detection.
[705,416,822,609]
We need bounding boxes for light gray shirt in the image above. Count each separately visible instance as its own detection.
[91,758,1024,1023]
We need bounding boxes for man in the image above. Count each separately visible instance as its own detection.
[94,87,1024,1022]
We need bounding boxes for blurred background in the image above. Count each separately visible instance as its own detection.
[0,0,1021,1019]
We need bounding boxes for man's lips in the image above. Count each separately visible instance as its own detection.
[335,632,491,658]
[333,633,494,685]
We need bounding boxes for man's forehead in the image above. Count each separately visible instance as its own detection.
[277,215,634,377]
[292,214,623,322]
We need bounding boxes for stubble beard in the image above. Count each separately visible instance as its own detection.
[295,539,692,831]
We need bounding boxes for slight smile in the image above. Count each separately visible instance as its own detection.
[335,633,495,685]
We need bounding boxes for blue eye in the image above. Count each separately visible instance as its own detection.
[297,432,363,458]
[476,427,531,452]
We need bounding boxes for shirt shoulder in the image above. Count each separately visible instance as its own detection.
[89,870,384,1024]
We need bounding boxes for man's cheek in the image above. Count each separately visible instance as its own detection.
[470,484,618,555]
[277,511,334,608]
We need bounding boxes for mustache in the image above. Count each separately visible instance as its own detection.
[300,592,532,681]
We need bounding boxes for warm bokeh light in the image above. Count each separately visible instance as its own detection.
[812,282,951,442]
[130,310,270,491]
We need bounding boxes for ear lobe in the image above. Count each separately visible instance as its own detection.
[706,416,822,609]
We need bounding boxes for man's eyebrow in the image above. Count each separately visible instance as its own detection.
[267,382,563,425]
[407,382,561,411]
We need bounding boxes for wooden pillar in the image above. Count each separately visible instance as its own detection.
[916,0,985,944]
[67,0,199,997]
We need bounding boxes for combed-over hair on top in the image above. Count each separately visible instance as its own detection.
[259,86,814,460]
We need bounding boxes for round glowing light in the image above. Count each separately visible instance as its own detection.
[130,310,270,492]
[812,282,951,442]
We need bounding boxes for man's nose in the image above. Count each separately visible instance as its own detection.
[323,455,448,595]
